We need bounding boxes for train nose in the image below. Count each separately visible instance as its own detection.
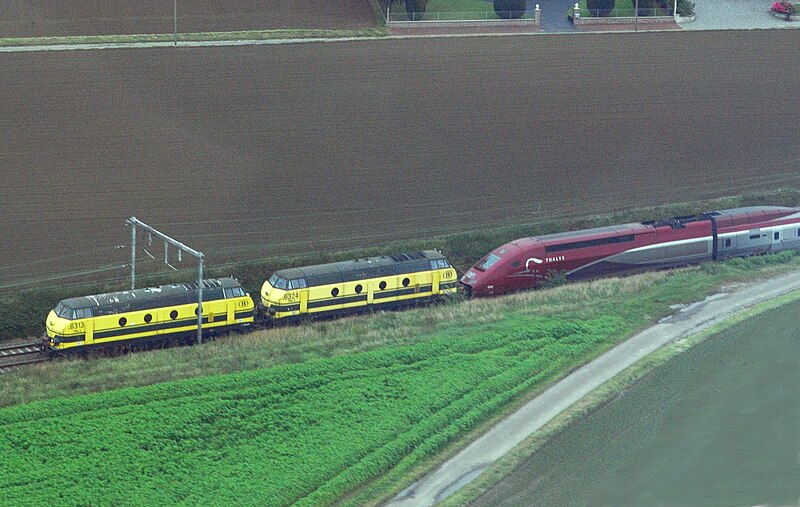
[460,270,487,297]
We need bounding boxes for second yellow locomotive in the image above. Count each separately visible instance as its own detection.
[260,251,458,322]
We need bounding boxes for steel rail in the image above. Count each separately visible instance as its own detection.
[0,356,47,374]
[0,340,42,356]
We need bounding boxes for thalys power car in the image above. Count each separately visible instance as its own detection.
[462,206,800,296]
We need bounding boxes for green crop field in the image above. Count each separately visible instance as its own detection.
[0,316,622,505]
[2,250,800,505]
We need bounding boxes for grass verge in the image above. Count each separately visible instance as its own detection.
[0,28,387,48]
[2,188,800,341]
[440,283,800,506]
[1,251,799,505]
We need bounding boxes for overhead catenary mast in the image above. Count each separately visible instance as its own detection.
[126,217,206,344]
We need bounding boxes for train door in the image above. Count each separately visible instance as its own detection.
[771,228,783,252]
[299,290,309,313]
[718,234,736,259]
[432,271,441,294]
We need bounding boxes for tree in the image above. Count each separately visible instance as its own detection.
[405,0,429,20]
[493,0,527,19]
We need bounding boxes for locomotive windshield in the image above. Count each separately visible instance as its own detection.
[268,273,289,290]
[54,301,74,320]
[477,253,502,271]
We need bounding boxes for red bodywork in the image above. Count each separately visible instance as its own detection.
[462,206,800,297]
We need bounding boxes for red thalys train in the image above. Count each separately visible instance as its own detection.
[461,206,800,297]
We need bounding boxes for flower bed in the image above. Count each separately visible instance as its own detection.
[771,0,799,19]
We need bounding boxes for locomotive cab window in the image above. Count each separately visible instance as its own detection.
[224,287,245,298]
[55,302,73,319]
[75,308,93,319]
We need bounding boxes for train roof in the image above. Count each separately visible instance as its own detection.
[272,251,449,286]
[58,278,242,311]
[510,223,648,249]
[710,205,797,217]
[511,206,799,248]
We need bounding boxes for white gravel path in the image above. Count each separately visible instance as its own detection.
[387,268,800,506]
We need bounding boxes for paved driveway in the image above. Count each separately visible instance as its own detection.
[680,0,798,29]
[527,0,580,31]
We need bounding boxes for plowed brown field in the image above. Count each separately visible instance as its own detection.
[1,32,799,288]
[0,0,376,38]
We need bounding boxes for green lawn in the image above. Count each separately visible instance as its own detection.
[390,0,532,21]
[577,0,673,17]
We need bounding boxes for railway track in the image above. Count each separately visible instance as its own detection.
[0,340,47,373]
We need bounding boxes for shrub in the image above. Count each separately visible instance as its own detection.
[493,0,527,19]
[676,0,695,16]
[587,0,616,16]
[405,0,428,20]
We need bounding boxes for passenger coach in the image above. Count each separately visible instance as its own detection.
[46,278,254,353]
[260,251,458,321]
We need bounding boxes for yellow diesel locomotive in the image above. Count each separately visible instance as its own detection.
[46,278,254,353]
[260,251,458,322]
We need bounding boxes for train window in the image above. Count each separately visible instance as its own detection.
[774,232,780,240]
[119,317,127,327]
[331,288,339,297]
[725,238,731,247]
[379,281,387,290]
[797,228,800,237]
[144,313,152,324]
[478,254,502,271]
[355,284,363,294]
[170,310,178,320]
[430,259,449,270]
[402,277,410,287]
[290,279,307,289]
[749,234,760,240]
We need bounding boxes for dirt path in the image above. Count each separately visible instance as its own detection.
[386,268,800,506]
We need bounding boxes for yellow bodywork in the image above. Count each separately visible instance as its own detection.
[261,267,458,320]
[46,295,254,352]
